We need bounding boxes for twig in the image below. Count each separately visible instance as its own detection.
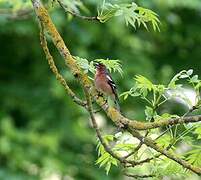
[182,106,198,118]
[57,0,99,21]
[124,173,155,178]
[125,156,159,168]
[123,141,143,160]
[123,131,149,160]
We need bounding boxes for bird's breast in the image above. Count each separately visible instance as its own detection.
[95,73,113,96]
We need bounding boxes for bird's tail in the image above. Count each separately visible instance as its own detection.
[108,95,121,112]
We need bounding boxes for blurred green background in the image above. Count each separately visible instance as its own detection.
[0,0,201,179]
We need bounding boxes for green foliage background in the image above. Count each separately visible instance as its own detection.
[0,0,201,179]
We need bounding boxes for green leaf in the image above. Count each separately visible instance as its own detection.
[161,159,186,176]
[136,7,160,31]
[185,149,201,166]
[96,134,118,175]
[190,75,199,83]
[168,70,186,89]
[135,75,154,91]
[103,134,114,145]
[155,113,180,121]
[187,69,193,76]
[194,125,201,139]
[99,153,110,167]
[120,86,141,100]
[156,134,172,148]
[145,106,156,120]
[105,162,111,175]
[113,143,134,151]
[195,81,201,90]
[156,85,165,94]
[111,158,118,166]
[96,149,118,174]
[75,56,95,74]
[180,74,189,79]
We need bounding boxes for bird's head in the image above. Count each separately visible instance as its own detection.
[93,61,106,70]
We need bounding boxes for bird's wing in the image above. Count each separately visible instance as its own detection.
[106,72,119,101]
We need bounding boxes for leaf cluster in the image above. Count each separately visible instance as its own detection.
[96,134,135,174]
[98,1,160,31]
[96,135,118,175]
[75,57,123,76]
[121,69,201,121]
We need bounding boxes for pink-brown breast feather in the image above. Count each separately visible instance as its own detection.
[95,71,114,98]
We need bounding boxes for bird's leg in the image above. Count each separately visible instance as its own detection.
[96,91,108,106]
[92,91,103,104]
[92,91,108,112]
[92,99,107,113]
[97,91,104,98]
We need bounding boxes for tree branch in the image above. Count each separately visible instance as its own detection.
[57,0,99,21]
[105,108,201,131]
[123,131,149,160]
[39,24,86,107]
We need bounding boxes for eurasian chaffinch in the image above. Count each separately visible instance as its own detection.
[94,62,120,111]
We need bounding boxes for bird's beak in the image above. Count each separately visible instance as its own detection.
[93,61,99,68]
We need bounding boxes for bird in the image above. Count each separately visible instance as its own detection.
[94,62,120,111]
